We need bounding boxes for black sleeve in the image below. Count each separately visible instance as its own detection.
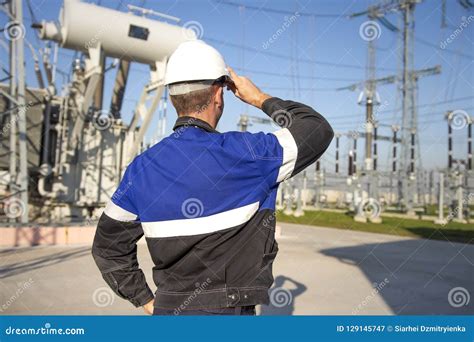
[262,97,334,177]
[91,213,154,308]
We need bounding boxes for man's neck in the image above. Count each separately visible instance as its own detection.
[180,112,217,129]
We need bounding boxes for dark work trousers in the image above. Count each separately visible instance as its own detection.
[153,306,256,316]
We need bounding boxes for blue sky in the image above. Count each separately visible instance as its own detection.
[1,0,473,171]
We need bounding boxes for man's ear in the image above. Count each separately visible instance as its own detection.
[213,86,224,111]
[214,86,223,102]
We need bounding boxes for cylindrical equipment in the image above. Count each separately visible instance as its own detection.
[37,0,196,65]
[410,129,416,173]
[391,125,398,173]
[448,121,453,170]
[353,134,357,174]
[348,150,354,177]
[468,119,472,171]
[373,124,378,171]
[437,173,445,223]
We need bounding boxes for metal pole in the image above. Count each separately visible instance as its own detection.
[410,129,416,174]
[8,0,18,198]
[373,124,378,171]
[467,119,472,171]
[407,128,416,214]
[392,126,398,172]
[110,60,130,118]
[434,173,446,225]
[283,182,293,216]
[448,118,453,170]
[400,2,411,212]
[348,150,354,177]
[315,162,320,209]
[302,171,307,207]
[364,25,376,171]
[353,135,357,174]
[294,176,304,217]
[335,134,340,174]
[365,105,373,172]
[429,170,434,205]
[456,173,465,222]
[15,0,29,223]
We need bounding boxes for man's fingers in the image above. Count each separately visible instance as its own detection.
[227,66,239,82]
[227,81,237,93]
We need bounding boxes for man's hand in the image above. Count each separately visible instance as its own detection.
[142,298,154,315]
[227,67,271,109]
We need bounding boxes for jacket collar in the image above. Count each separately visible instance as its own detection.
[173,116,219,133]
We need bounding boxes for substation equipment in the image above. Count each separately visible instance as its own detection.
[1,0,196,222]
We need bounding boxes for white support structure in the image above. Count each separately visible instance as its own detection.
[454,173,467,223]
[283,181,294,216]
[294,176,304,217]
[434,173,447,225]
[69,45,104,154]
[125,59,167,165]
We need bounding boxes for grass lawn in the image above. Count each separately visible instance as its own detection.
[276,210,474,244]
[422,204,474,217]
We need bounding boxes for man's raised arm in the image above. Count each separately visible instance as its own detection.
[227,66,334,182]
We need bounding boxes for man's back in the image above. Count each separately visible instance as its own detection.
[105,116,288,310]
[92,44,334,314]
[128,124,281,225]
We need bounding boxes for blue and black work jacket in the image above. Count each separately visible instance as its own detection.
[92,97,334,310]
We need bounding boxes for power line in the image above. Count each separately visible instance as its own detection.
[260,85,337,92]
[415,35,474,60]
[232,66,361,82]
[206,38,399,72]
[328,96,474,121]
[214,0,344,18]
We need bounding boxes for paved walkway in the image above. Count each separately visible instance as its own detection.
[0,223,472,315]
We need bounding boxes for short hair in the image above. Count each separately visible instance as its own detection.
[170,86,216,116]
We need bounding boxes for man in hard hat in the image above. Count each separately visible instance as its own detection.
[92,40,333,315]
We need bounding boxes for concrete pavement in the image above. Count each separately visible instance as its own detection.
[0,223,472,315]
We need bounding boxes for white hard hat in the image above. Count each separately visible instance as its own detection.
[164,40,229,87]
